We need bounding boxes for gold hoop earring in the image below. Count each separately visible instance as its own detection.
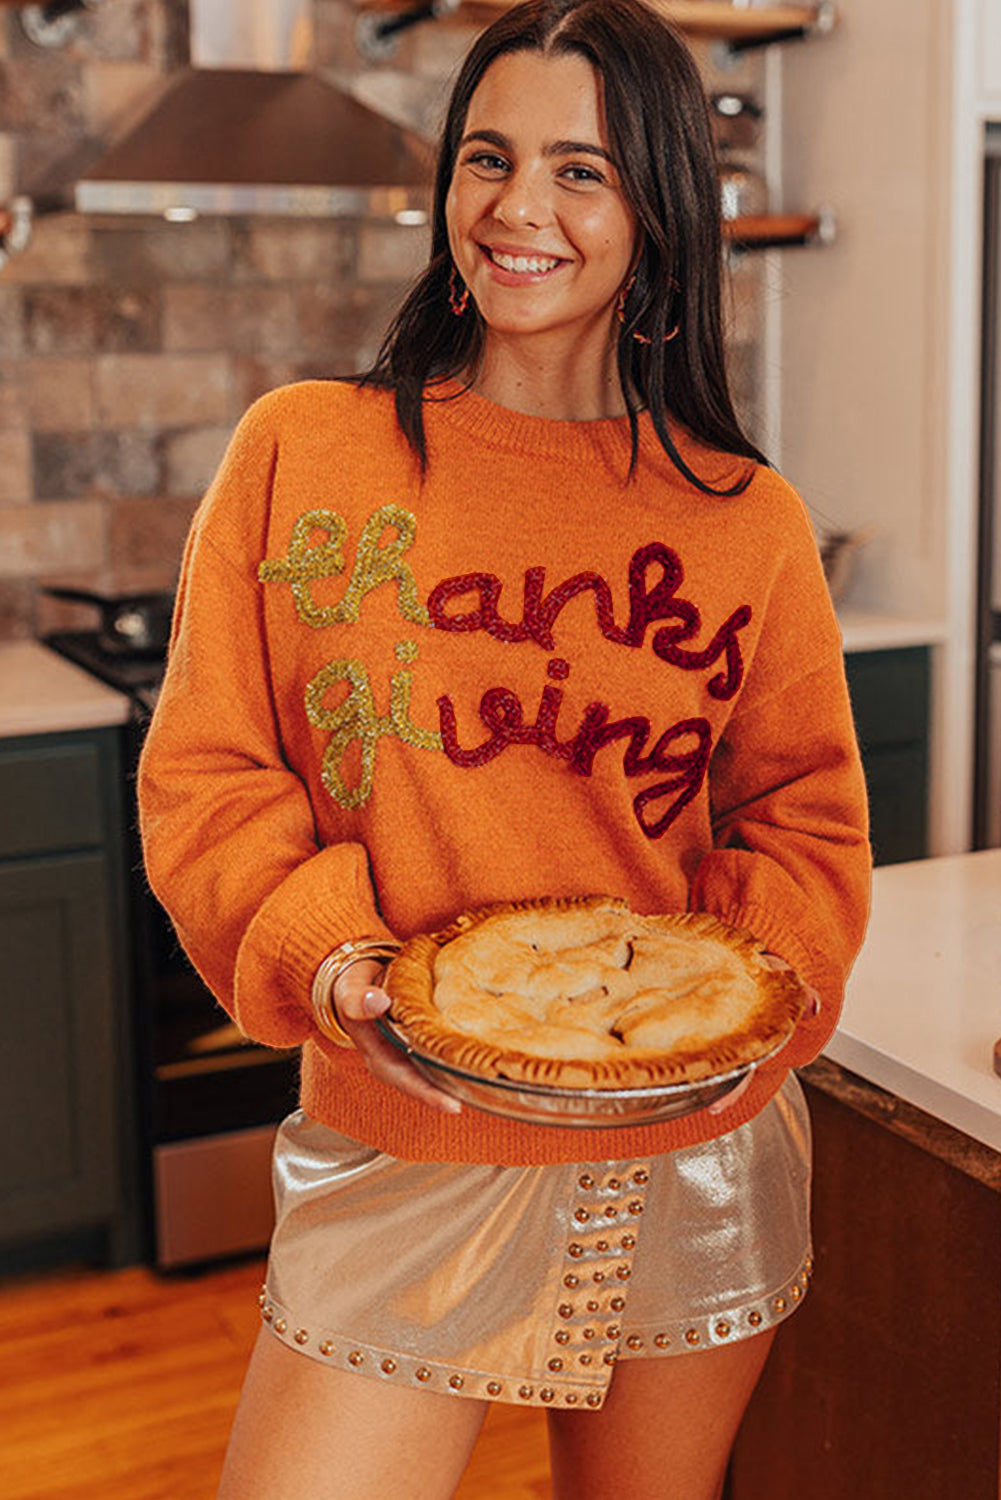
[617,275,680,344]
[449,267,470,318]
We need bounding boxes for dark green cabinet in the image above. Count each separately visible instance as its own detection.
[0,727,138,1265]
[844,647,930,865]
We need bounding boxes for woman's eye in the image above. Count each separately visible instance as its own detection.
[465,152,510,174]
[561,164,605,186]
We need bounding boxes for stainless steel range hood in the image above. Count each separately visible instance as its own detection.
[74,0,432,219]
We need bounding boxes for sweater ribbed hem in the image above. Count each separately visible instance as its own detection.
[299,1039,789,1166]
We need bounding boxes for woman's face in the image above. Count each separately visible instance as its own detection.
[446,49,639,352]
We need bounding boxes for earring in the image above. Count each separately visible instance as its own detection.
[616,275,680,344]
[449,267,470,318]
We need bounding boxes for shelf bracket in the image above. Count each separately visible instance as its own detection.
[355,0,462,63]
[716,0,836,58]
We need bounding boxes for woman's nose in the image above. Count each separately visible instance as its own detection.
[493,167,551,229]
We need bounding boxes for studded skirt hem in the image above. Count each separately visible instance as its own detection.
[259,1072,813,1411]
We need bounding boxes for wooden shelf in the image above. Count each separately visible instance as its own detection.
[724,211,827,248]
[359,1,828,48]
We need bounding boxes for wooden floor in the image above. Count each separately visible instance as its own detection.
[0,1255,553,1500]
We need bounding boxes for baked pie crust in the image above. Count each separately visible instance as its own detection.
[384,896,808,1091]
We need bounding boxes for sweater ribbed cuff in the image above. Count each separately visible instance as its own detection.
[233,843,395,1048]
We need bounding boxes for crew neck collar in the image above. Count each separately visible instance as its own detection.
[423,376,646,465]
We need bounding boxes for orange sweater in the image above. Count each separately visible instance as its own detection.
[138,379,870,1164]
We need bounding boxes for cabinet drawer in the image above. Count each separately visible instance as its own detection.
[845,647,929,749]
[0,740,103,858]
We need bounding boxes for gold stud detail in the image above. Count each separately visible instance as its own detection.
[574,1208,590,1223]
[616,1266,631,1281]
[607,1177,621,1191]
[628,1200,644,1216]
[748,1310,763,1327]
[568,1243,585,1259]
[416,1366,432,1382]
[791,1285,802,1301]
[610,1296,625,1312]
[257,1290,267,1307]
[626,1335,644,1350]
[565,1393,579,1404]
[518,1385,533,1400]
[449,1374,464,1390]
[540,1388,555,1403]
[486,1380,502,1396]
[319,1340,335,1357]
[685,1329,701,1346]
[579,1354,593,1365]
[379,1358,396,1375]
[583,1328,596,1340]
[294,1329,309,1345]
[586,1392,602,1407]
[261,1306,274,1323]
[654,1333,670,1349]
[348,1350,363,1366]
[804,1255,814,1273]
[555,1329,571,1345]
[605,1324,621,1339]
[621,1234,636,1250]
[799,1271,810,1287]
[774,1296,787,1313]
[558,1303,574,1319]
[578,1173,595,1189]
[274,1318,287,1335]
[593,1271,606,1283]
[715,1321,732,1339]
[548,1358,564,1372]
[632,1168,649,1185]
[604,1206,618,1218]
[603,1351,618,1366]
[595,1240,609,1253]
[586,1299,600,1312]
[563,1273,579,1288]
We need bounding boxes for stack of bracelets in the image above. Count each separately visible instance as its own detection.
[311,936,402,1047]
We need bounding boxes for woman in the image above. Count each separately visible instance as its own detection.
[138,2,870,1495]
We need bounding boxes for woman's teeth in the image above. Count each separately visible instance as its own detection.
[489,249,561,274]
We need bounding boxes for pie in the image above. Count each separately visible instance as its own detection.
[384,896,808,1090]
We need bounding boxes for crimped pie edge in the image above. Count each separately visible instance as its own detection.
[384,895,807,1091]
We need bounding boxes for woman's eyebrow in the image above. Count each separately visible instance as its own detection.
[457,128,612,163]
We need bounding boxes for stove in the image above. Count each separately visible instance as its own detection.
[47,629,298,1266]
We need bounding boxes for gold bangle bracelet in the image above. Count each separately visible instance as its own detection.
[310,937,401,1049]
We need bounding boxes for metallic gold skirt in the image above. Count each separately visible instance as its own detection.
[259,1073,812,1411]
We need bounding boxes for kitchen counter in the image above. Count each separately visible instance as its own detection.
[732,849,1001,1500]
[0,640,129,737]
[836,606,947,652]
[825,849,1001,1150]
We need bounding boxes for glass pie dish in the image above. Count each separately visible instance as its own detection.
[376,1013,781,1127]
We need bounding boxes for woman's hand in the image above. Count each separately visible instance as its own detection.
[332,959,462,1116]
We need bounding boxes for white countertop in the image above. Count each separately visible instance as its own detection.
[827,850,1001,1152]
[0,640,129,737]
[837,608,948,653]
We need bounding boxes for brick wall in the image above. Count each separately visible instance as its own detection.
[0,0,762,642]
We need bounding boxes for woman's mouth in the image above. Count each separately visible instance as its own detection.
[480,245,566,280]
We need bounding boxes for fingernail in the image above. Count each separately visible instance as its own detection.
[442,1098,462,1114]
[362,989,389,1017]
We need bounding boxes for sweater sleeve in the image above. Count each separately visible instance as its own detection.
[137,394,395,1049]
[688,486,871,1071]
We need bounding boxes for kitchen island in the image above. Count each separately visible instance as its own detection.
[728,851,1001,1500]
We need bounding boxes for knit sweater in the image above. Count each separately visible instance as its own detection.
[138,378,871,1165]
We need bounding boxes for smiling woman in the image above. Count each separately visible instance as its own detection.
[136,2,871,1497]
[444,50,639,403]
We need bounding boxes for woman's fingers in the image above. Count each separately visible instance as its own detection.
[760,952,821,1019]
[706,1066,755,1115]
[333,962,462,1115]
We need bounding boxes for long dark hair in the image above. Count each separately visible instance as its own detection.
[361,0,767,493]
